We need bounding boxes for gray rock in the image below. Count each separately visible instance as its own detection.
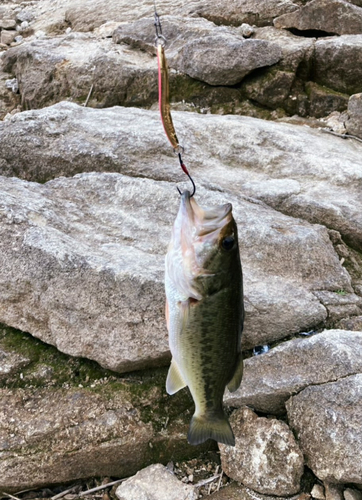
[0,164,350,369]
[16,10,35,23]
[0,72,20,120]
[219,407,304,495]
[314,35,362,95]
[1,102,361,255]
[173,34,282,86]
[2,33,157,110]
[0,19,17,29]
[0,343,31,379]
[115,464,198,500]
[242,68,296,108]
[346,93,362,138]
[336,315,362,331]
[1,30,16,45]
[312,484,326,500]
[274,0,362,35]
[286,374,362,484]
[0,386,152,492]
[305,82,349,118]
[194,0,299,28]
[225,330,362,414]
[325,485,344,500]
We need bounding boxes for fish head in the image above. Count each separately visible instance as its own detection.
[166,190,240,300]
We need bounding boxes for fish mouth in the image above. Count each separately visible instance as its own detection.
[181,190,233,236]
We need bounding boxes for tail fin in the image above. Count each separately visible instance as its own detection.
[187,411,235,447]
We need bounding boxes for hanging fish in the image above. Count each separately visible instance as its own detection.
[165,191,244,446]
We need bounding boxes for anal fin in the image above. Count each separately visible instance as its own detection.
[227,353,243,393]
[166,359,187,395]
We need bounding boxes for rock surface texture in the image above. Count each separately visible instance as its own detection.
[287,374,362,484]
[115,464,198,500]
[219,407,304,495]
[0,0,362,496]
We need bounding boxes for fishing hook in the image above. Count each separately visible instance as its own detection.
[177,153,196,198]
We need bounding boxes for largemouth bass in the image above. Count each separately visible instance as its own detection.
[165,191,244,446]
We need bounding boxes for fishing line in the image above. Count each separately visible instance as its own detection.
[154,5,196,197]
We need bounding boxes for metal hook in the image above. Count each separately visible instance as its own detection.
[177,153,196,198]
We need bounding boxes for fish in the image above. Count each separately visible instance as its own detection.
[165,190,244,446]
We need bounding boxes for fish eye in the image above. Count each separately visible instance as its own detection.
[221,235,235,251]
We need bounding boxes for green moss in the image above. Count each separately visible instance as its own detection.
[0,324,117,390]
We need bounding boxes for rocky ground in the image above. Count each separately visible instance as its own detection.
[1,0,362,499]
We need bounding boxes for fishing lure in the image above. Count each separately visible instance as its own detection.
[154,8,196,196]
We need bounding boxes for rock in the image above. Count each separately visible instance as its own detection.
[194,0,299,28]
[1,102,361,254]
[247,26,316,73]
[225,330,362,414]
[1,30,16,45]
[0,19,17,29]
[115,464,198,500]
[0,329,31,379]
[322,111,348,135]
[114,16,282,86]
[2,33,157,110]
[0,386,152,492]
[314,35,362,95]
[274,0,362,35]
[325,485,344,500]
[336,316,362,331]
[242,68,296,108]
[346,93,362,138]
[219,407,304,495]
[0,329,212,493]
[0,71,20,120]
[344,489,362,500]
[173,34,282,86]
[16,10,35,23]
[209,484,302,500]
[312,484,325,500]
[312,291,362,322]
[286,374,362,484]
[0,163,351,369]
[305,82,349,118]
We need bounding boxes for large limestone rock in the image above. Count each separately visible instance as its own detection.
[346,93,362,138]
[0,168,351,370]
[0,386,152,492]
[287,374,362,484]
[115,464,198,500]
[274,0,362,35]
[2,33,157,110]
[219,407,304,495]
[314,35,362,95]
[174,34,281,86]
[194,0,299,28]
[1,103,362,255]
[224,330,362,414]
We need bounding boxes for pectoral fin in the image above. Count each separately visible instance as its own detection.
[166,359,187,395]
[227,353,243,393]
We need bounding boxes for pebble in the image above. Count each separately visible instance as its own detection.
[312,484,326,500]
[5,78,19,93]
